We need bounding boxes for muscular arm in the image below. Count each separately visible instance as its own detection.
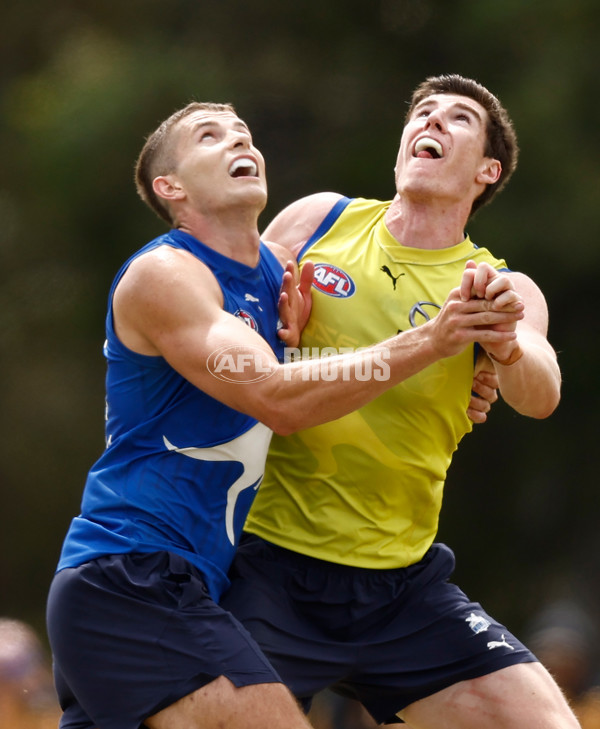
[113,245,522,436]
[491,273,560,419]
[463,263,561,419]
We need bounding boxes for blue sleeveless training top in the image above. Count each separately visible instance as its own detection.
[57,229,285,600]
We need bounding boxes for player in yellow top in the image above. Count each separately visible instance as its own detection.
[247,196,510,569]
[222,76,578,729]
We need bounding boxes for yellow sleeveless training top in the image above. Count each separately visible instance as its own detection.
[245,198,508,568]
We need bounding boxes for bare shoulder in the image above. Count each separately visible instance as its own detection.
[113,244,222,354]
[117,245,220,302]
[506,270,545,298]
[262,192,344,257]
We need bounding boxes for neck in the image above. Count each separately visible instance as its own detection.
[176,208,262,267]
[384,194,471,249]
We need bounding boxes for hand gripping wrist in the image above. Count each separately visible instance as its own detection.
[488,344,524,366]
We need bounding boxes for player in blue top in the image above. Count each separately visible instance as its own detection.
[46,101,526,729]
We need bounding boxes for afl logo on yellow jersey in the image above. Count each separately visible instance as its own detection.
[312,263,356,298]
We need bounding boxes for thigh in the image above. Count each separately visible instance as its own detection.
[225,538,545,726]
[146,676,313,729]
[223,534,358,707]
[47,552,281,729]
[52,660,96,729]
[401,662,580,729]
[347,547,540,723]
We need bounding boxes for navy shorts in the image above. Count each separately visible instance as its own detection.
[46,551,282,729]
[222,535,538,725]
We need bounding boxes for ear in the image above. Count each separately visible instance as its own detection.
[152,174,185,203]
[476,158,502,185]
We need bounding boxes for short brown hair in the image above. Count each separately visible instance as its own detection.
[406,74,519,216]
[134,101,236,225]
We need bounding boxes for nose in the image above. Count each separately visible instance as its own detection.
[424,108,446,132]
[229,130,251,149]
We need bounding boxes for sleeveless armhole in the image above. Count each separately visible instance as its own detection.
[296,196,354,261]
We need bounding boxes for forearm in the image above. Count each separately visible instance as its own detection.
[153,269,524,437]
[471,270,560,419]
[235,328,440,435]
[492,340,561,419]
[229,292,523,434]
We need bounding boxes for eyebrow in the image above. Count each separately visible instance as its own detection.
[191,118,251,135]
[453,102,484,123]
[413,99,484,124]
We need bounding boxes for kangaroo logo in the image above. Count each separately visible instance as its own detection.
[380,265,404,290]
[163,422,273,545]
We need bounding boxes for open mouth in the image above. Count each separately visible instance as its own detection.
[228,158,258,178]
[413,137,443,159]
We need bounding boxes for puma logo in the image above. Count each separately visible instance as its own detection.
[380,265,404,290]
[487,634,514,651]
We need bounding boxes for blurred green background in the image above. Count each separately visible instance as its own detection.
[1,0,599,648]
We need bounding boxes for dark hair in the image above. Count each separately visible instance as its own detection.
[406,74,519,216]
[134,101,236,225]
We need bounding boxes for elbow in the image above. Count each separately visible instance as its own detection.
[261,416,301,437]
[249,378,314,436]
[531,390,561,420]
[526,404,558,420]
[532,373,562,419]
[265,403,306,435]
[270,421,299,437]
[253,401,304,437]
[513,386,561,420]
[505,354,562,420]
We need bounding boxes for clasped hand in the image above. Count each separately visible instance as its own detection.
[277,260,315,348]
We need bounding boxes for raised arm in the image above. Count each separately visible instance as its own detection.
[114,245,523,437]
[461,261,561,419]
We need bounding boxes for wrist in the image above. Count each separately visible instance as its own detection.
[488,343,524,366]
